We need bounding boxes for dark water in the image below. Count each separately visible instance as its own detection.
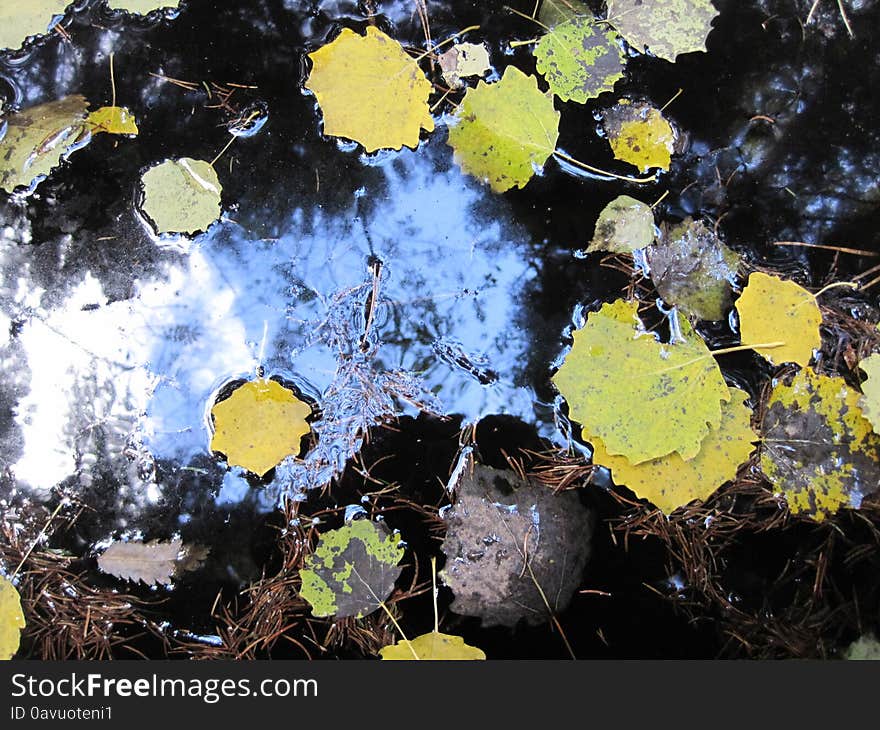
[1,0,879,658]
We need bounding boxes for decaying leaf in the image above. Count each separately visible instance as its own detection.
[0,95,91,193]
[209,378,312,477]
[586,194,654,254]
[859,353,880,433]
[440,464,593,628]
[538,0,591,27]
[299,519,404,618]
[88,106,139,136]
[139,157,222,236]
[607,0,719,62]
[553,299,731,463]
[843,635,880,660]
[533,17,626,104]
[647,218,740,321]
[602,99,675,173]
[304,26,434,152]
[108,1,181,13]
[379,631,486,660]
[589,388,756,514]
[97,538,207,585]
[438,42,491,87]
[736,272,821,367]
[0,575,25,661]
[0,0,69,52]
[447,65,560,192]
[760,368,880,522]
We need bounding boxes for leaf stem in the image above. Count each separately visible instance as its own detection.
[210,135,237,168]
[350,565,420,660]
[553,150,658,184]
[505,5,551,31]
[812,281,859,298]
[110,52,117,108]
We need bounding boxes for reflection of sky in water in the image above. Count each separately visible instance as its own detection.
[4,140,543,508]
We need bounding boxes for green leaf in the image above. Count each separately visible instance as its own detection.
[607,0,719,62]
[843,635,880,660]
[760,368,880,522]
[602,99,676,173]
[299,520,405,618]
[552,299,730,463]
[537,0,591,27]
[0,0,69,52]
[533,17,626,104]
[647,218,740,321]
[586,195,655,254]
[139,157,222,236]
[446,66,560,192]
[0,575,25,661]
[859,353,880,433]
[108,1,181,13]
[379,631,486,660]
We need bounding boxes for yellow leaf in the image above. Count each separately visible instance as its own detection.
[304,26,434,153]
[736,272,821,367]
[379,631,486,660]
[0,0,69,52]
[859,353,880,433]
[209,378,312,477]
[139,157,222,236]
[0,575,25,661]
[589,388,756,514]
[603,99,675,173]
[88,106,139,136]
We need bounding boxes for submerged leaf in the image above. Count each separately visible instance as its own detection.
[843,635,880,660]
[538,0,591,27]
[305,26,434,152]
[447,65,560,192]
[586,194,654,254]
[0,0,69,52]
[438,42,491,87]
[760,369,880,521]
[0,576,25,661]
[736,272,821,367]
[552,299,730,463]
[859,353,880,433]
[379,632,486,660]
[139,157,222,236]
[97,538,205,585]
[209,378,312,477]
[88,106,139,136]
[108,1,181,13]
[0,95,91,193]
[602,100,675,173]
[299,520,404,618]
[590,389,756,514]
[647,218,740,321]
[533,17,626,104]
[607,0,719,62]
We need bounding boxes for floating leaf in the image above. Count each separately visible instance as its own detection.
[447,65,560,193]
[590,388,755,514]
[602,100,675,173]
[438,42,491,87]
[379,631,486,660]
[304,26,434,153]
[538,0,591,27]
[586,194,654,254]
[0,576,25,661]
[440,464,593,627]
[736,272,821,367]
[209,377,312,477]
[760,369,880,522]
[843,635,880,660]
[647,218,740,321]
[859,353,880,433]
[553,299,730,463]
[607,0,719,62]
[0,95,91,193]
[97,538,206,585]
[108,1,181,13]
[88,106,139,136]
[139,157,222,236]
[0,1,68,52]
[299,520,404,618]
[533,17,625,104]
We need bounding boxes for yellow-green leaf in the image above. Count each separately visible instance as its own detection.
[438,42,491,87]
[447,66,560,193]
[304,26,434,153]
[209,378,312,477]
[859,353,880,433]
[0,95,91,193]
[379,631,486,660]
[736,272,821,367]
[602,99,675,173]
[552,299,730,464]
[538,0,591,27]
[88,106,139,136]
[607,0,719,62]
[760,368,880,522]
[533,17,626,104]
[0,575,25,661]
[589,388,756,514]
[843,635,880,660]
[0,0,69,52]
[107,1,181,13]
[139,157,222,236]
[587,195,654,254]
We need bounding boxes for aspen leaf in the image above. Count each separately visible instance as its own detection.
[538,0,591,27]
[0,576,25,661]
[139,157,222,236]
[736,272,821,367]
[304,26,434,153]
[88,106,139,136]
[602,100,675,173]
[533,17,626,104]
[379,631,486,660]
[586,195,655,254]
[552,299,730,464]
[438,42,491,87]
[607,0,719,62]
[447,66,560,193]
[858,353,880,433]
[843,635,880,660]
[0,0,69,52]
[589,388,756,514]
[299,520,404,619]
[760,369,880,522]
[108,1,181,13]
[209,378,312,478]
